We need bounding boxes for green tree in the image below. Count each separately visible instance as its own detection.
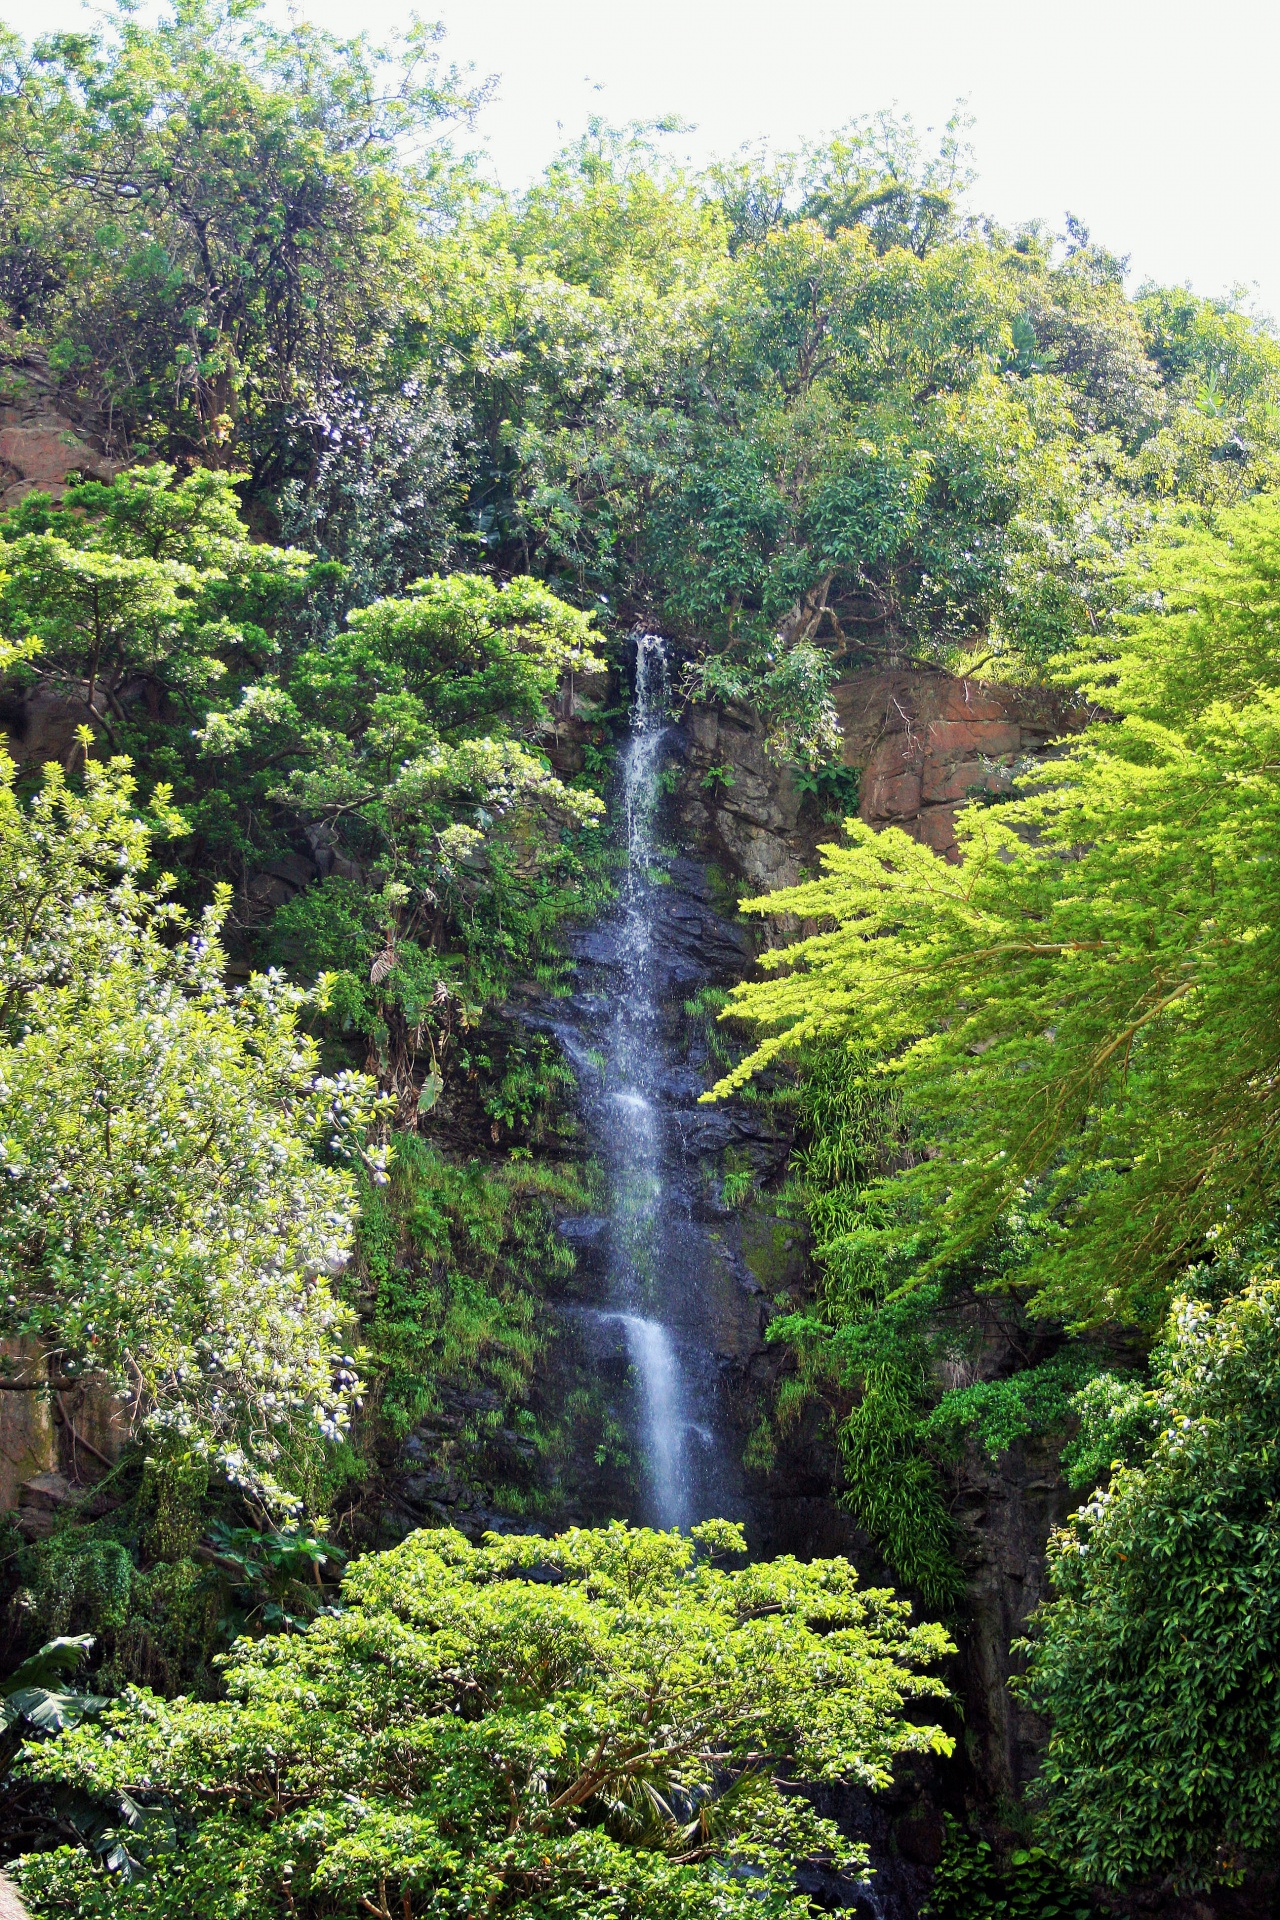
[200,570,606,1109]
[0,747,383,1507]
[15,1520,953,1918]
[711,494,1280,1333]
[0,0,480,478]
[0,464,309,758]
[1020,1230,1280,1893]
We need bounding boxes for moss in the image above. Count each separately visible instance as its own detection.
[738,1213,806,1296]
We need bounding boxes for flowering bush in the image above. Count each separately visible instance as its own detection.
[0,750,384,1508]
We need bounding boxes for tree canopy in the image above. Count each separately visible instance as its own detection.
[713,494,1280,1333]
[14,1521,952,1918]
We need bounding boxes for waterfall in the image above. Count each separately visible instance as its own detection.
[602,635,697,1528]
[616,1313,687,1529]
[548,630,748,1531]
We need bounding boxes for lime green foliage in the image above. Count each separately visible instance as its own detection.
[714,495,1280,1333]
[922,1819,1103,1919]
[0,750,382,1507]
[354,1134,587,1450]
[1020,1230,1280,1892]
[16,1521,953,1919]
[0,465,310,746]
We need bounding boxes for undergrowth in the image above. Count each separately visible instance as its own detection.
[353,1133,592,1444]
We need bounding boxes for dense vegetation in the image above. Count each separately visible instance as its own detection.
[16,1522,952,1918]
[2,0,1280,1910]
[714,444,1280,1893]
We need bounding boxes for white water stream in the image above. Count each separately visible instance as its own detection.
[601,635,701,1527]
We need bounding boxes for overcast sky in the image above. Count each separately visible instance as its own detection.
[14,0,1280,321]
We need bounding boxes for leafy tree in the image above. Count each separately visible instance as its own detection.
[711,494,1280,1332]
[200,570,606,1108]
[14,1520,953,1918]
[0,465,309,758]
[705,107,977,257]
[0,748,383,1506]
[8,8,1280,758]
[0,0,482,479]
[1019,1230,1280,1893]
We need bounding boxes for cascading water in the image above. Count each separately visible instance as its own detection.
[550,633,750,1530]
[600,635,711,1527]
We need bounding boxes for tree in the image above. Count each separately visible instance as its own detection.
[0,748,384,1507]
[0,0,482,478]
[199,570,606,1112]
[0,464,309,758]
[1019,1230,1280,1893]
[710,494,1280,1333]
[14,1520,953,1918]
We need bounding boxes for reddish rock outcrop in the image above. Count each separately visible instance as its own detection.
[678,662,1083,893]
[0,340,118,508]
[833,668,1081,861]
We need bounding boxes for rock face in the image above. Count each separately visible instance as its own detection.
[950,1427,1076,1811]
[0,341,117,508]
[835,669,1077,860]
[678,666,1083,891]
[0,1343,56,1514]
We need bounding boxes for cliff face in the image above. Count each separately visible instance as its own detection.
[0,341,117,510]
[678,665,1083,894]
[0,342,122,771]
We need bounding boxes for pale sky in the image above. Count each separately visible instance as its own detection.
[13,0,1280,321]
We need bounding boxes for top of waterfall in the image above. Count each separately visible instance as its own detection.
[631,632,669,728]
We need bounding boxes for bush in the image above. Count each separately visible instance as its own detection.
[1021,1234,1280,1891]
